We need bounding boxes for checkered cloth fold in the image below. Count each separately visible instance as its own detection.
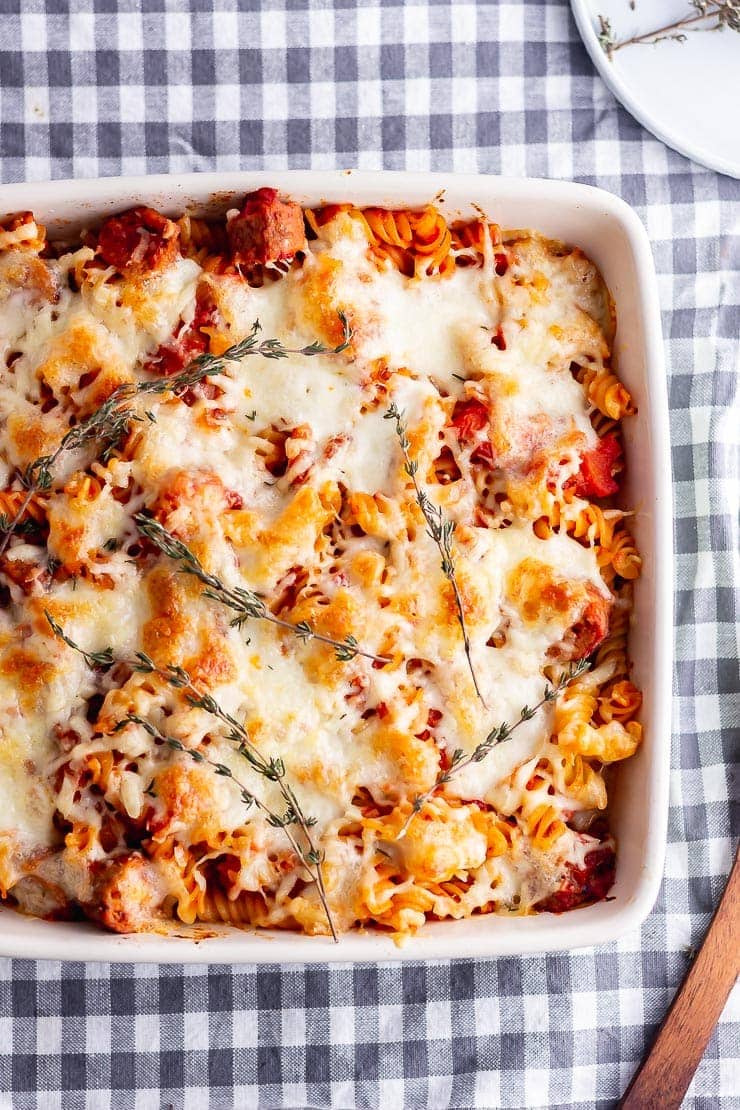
[0,1,738,1107]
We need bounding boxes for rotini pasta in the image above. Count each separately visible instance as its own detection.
[584,368,636,421]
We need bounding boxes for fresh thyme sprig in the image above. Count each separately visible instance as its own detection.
[0,513,37,538]
[121,712,338,939]
[253,310,352,359]
[396,657,591,839]
[44,611,338,942]
[598,1,739,57]
[0,314,353,558]
[44,613,116,670]
[384,401,484,704]
[133,515,389,665]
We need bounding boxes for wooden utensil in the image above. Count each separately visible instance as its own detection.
[620,849,740,1109]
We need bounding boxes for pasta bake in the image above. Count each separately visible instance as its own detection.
[0,191,643,939]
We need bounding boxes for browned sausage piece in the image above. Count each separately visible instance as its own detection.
[227,188,306,267]
[549,585,611,662]
[97,206,180,276]
[88,852,163,933]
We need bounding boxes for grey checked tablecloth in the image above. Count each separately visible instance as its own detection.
[0,2,738,1107]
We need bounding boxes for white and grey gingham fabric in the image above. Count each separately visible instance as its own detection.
[0,2,738,1107]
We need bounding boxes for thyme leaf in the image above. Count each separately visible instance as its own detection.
[0,315,353,558]
[133,515,389,666]
[44,613,338,942]
[45,612,115,670]
[598,1,739,58]
[396,657,591,839]
[0,513,37,538]
[385,401,485,705]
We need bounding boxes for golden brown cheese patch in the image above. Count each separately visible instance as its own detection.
[298,255,349,348]
[370,724,439,796]
[31,595,93,638]
[0,251,58,304]
[222,508,258,548]
[507,558,580,625]
[399,803,488,883]
[35,318,133,403]
[287,586,366,687]
[349,549,387,590]
[5,409,65,471]
[345,491,400,540]
[142,565,236,687]
[0,212,46,253]
[46,474,124,575]
[255,481,341,583]
[143,565,198,662]
[0,648,56,714]
[0,839,20,896]
[151,762,224,842]
[187,627,238,689]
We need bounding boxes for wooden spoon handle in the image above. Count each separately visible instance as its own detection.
[620,848,740,1109]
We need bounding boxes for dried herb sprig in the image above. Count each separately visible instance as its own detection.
[133,515,389,665]
[44,612,338,942]
[396,657,591,840]
[0,314,352,557]
[598,1,739,57]
[384,402,484,704]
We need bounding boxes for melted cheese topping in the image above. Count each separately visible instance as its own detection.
[0,203,636,935]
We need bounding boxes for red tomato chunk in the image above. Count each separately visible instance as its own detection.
[451,398,489,442]
[537,846,616,913]
[228,188,306,267]
[573,434,622,499]
[145,286,217,377]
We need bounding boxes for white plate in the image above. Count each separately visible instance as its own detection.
[571,0,740,178]
[0,171,672,963]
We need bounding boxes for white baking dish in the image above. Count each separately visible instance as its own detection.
[0,172,671,963]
